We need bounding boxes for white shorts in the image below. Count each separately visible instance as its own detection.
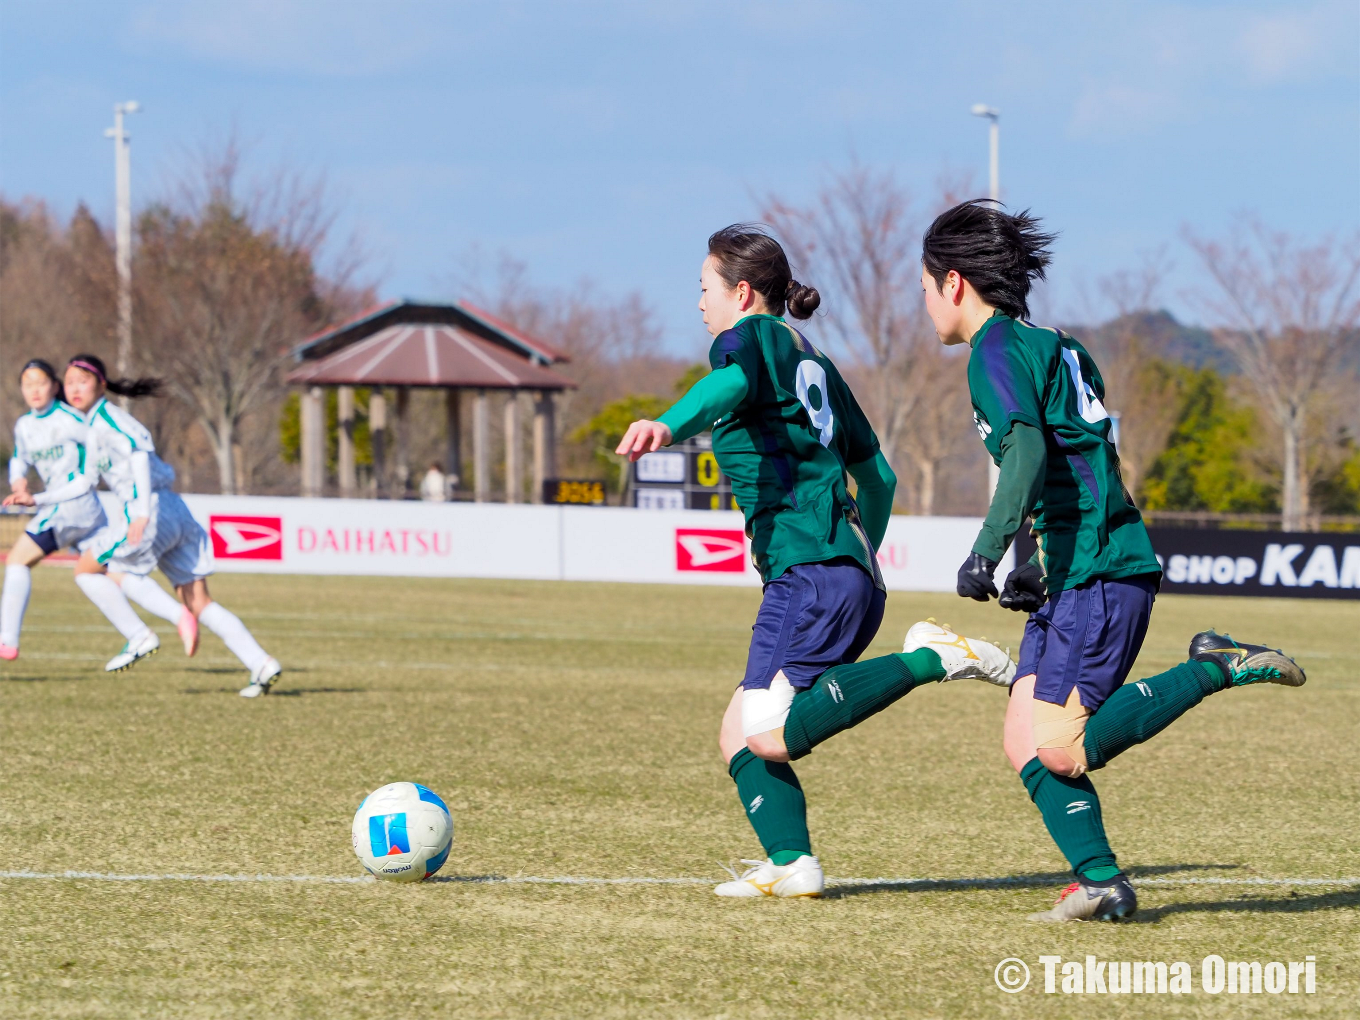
[93,491,215,587]
[742,671,798,738]
[25,493,107,553]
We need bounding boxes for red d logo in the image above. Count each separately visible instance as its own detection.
[209,516,283,560]
[675,528,747,572]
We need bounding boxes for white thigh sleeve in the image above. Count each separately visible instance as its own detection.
[742,671,798,738]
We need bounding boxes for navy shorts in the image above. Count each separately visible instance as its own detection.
[30,529,61,556]
[1018,574,1157,711]
[741,558,885,691]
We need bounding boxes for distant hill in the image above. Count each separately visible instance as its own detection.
[1063,310,1238,373]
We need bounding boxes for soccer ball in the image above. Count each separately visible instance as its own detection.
[352,782,454,882]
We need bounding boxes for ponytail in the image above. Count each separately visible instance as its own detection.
[708,224,821,320]
[67,353,163,399]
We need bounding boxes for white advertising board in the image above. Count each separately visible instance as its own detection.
[172,494,1002,591]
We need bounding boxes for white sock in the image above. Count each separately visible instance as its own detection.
[199,602,269,673]
[119,573,185,625]
[1,564,32,648]
[75,573,152,642]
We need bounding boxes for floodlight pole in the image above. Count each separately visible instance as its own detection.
[105,101,140,381]
[972,104,1002,501]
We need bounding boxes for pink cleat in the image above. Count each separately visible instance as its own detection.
[0,644,17,661]
[178,608,199,657]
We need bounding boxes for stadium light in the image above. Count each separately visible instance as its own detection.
[104,101,141,383]
[971,104,1001,499]
[970,104,1000,202]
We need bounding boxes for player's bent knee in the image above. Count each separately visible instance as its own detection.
[745,730,790,762]
[1037,746,1085,777]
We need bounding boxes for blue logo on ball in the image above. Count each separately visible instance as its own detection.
[369,812,410,856]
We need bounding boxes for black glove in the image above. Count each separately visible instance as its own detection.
[999,562,1048,613]
[957,551,999,601]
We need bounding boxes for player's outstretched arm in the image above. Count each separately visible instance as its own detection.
[25,465,96,507]
[615,420,673,462]
[958,421,1046,603]
[614,363,749,462]
[847,452,896,549]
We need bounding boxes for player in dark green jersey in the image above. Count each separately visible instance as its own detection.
[921,199,1308,921]
[618,226,1016,897]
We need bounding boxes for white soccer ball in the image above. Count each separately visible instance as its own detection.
[352,782,454,882]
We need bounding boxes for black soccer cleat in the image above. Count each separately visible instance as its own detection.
[1028,873,1138,922]
[1189,630,1306,688]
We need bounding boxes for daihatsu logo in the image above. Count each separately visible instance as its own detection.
[675,529,747,572]
[209,516,283,560]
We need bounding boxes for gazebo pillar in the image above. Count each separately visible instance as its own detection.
[370,389,387,497]
[473,389,489,503]
[394,386,411,497]
[300,386,325,497]
[445,389,462,492]
[532,391,556,504]
[504,390,521,504]
[337,386,356,495]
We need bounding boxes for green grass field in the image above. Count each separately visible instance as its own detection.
[1,567,1356,1018]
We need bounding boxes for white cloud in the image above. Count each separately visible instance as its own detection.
[1236,2,1356,82]
[1063,0,1358,138]
[124,0,456,76]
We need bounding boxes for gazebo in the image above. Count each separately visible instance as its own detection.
[287,300,576,502]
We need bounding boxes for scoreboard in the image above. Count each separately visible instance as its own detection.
[632,436,739,510]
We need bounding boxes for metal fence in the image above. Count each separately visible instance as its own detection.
[1141,511,1360,533]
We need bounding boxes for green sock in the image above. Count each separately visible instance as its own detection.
[1020,757,1118,878]
[728,748,811,860]
[782,649,945,760]
[1083,661,1227,771]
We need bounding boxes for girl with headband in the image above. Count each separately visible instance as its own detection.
[20,354,283,695]
[0,359,107,659]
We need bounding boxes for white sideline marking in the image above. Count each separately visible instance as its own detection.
[0,870,1356,889]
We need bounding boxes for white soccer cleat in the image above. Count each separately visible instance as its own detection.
[177,608,199,657]
[903,619,1016,686]
[714,855,824,898]
[105,630,160,673]
[239,656,282,698]
[1028,875,1138,922]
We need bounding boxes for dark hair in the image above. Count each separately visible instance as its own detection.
[921,200,1057,320]
[18,358,65,403]
[707,224,821,320]
[66,353,163,399]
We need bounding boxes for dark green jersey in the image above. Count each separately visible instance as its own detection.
[967,313,1161,593]
[709,314,883,587]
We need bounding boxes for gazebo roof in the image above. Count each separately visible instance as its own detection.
[286,322,576,391]
[294,299,570,366]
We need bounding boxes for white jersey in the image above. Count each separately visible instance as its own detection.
[85,398,176,519]
[9,401,91,494]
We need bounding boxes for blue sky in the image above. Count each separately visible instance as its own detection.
[1,0,1356,352]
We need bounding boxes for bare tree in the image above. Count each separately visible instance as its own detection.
[0,200,117,432]
[1082,252,1184,500]
[453,254,683,479]
[1186,219,1360,529]
[135,143,364,493]
[764,165,973,514]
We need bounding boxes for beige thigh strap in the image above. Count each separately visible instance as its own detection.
[1032,687,1091,756]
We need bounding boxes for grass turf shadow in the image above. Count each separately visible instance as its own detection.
[180,686,365,696]
[1132,887,1360,921]
[1,672,96,684]
[822,864,1244,900]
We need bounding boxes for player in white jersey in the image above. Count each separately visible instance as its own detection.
[0,360,108,659]
[11,355,283,696]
